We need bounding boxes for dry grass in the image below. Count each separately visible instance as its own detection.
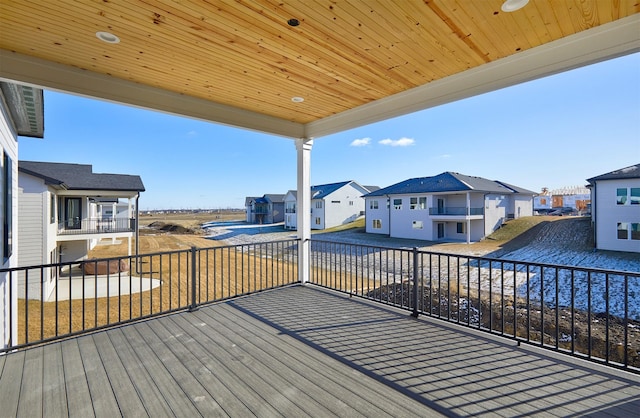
[17,231,299,345]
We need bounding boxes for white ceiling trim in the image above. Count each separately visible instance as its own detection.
[0,50,306,139]
[305,14,640,139]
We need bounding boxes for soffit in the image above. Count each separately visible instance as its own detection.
[0,1,638,138]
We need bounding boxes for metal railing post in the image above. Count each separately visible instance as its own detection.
[189,246,199,312]
[411,247,419,318]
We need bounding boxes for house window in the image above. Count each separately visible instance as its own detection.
[315,217,321,225]
[457,222,465,234]
[331,200,340,204]
[412,220,423,229]
[315,201,323,209]
[632,223,640,240]
[50,194,56,224]
[372,219,382,229]
[410,197,426,210]
[3,152,12,260]
[631,188,640,205]
[617,222,628,240]
[617,188,627,205]
[349,201,353,206]
[393,198,402,210]
[370,200,378,210]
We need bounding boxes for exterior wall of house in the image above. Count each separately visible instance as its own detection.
[284,193,297,230]
[322,184,366,229]
[593,179,640,253]
[484,194,509,235]
[384,194,432,240]
[271,202,284,223]
[17,175,59,300]
[511,195,533,219]
[365,196,389,235]
[0,102,19,348]
[310,199,325,230]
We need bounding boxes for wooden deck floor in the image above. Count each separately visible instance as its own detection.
[1,285,639,417]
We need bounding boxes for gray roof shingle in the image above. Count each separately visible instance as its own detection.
[366,172,535,197]
[19,161,145,192]
[587,163,640,183]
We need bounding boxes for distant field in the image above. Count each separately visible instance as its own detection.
[139,210,245,233]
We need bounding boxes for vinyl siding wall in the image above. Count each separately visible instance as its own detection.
[594,179,640,253]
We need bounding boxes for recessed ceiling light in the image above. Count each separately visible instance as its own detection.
[96,31,120,44]
[501,0,529,12]
[291,96,304,103]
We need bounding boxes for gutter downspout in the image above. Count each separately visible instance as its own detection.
[387,194,391,237]
[135,193,140,273]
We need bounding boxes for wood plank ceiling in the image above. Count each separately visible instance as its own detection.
[1,1,639,138]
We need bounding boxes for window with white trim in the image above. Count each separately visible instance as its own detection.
[315,201,323,209]
[393,198,402,210]
[457,222,465,234]
[372,219,382,229]
[370,200,379,210]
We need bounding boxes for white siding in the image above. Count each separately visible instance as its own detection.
[0,96,19,347]
[594,179,640,253]
[365,197,389,235]
[322,183,366,229]
[484,194,508,234]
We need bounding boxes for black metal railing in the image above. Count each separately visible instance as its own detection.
[309,240,640,373]
[57,217,136,235]
[2,239,299,353]
[428,207,484,216]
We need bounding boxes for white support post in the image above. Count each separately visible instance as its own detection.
[466,192,471,244]
[296,138,313,284]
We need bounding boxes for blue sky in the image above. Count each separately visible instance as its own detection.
[18,53,639,210]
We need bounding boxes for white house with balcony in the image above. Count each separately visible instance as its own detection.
[587,163,640,253]
[0,82,44,349]
[17,160,145,300]
[284,181,372,230]
[365,172,535,243]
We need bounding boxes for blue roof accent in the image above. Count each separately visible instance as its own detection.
[365,172,531,197]
[311,181,351,200]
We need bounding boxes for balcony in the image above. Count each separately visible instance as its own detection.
[2,240,639,415]
[429,206,484,216]
[57,217,136,235]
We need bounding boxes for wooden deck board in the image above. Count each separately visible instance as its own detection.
[106,328,176,417]
[60,339,95,418]
[76,335,120,417]
[17,346,43,417]
[1,285,639,417]
[118,324,205,417]
[0,350,24,417]
[91,332,148,416]
[42,343,68,417]
[158,314,294,417]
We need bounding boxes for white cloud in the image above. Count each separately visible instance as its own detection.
[350,137,371,147]
[379,137,415,147]
[187,130,198,137]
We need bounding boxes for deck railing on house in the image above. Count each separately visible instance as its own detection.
[57,217,136,235]
[428,207,484,216]
[309,239,640,373]
[3,238,638,374]
[3,239,299,352]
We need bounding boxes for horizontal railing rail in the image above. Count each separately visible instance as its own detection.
[428,207,484,216]
[2,239,299,353]
[58,217,136,235]
[309,239,640,373]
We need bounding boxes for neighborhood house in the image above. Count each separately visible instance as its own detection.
[587,163,640,253]
[245,194,285,224]
[365,172,536,243]
[17,161,145,300]
[284,181,372,230]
